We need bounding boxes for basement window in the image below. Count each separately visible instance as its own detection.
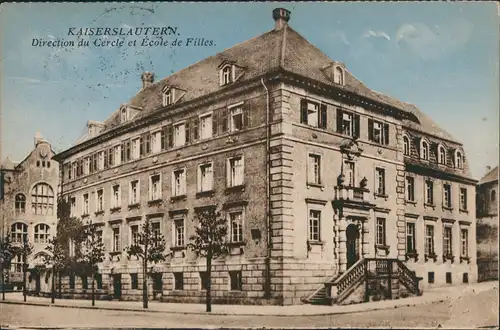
[446,272,452,284]
[428,272,435,284]
[462,273,469,284]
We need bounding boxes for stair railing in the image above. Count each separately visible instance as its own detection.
[330,258,366,301]
[395,259,420,294]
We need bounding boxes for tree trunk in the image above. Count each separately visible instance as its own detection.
[206,252,212,313]
[1,263,5,301]
[143,258,148,309]
[23,265,27,302]
[58,271,62,298]
[91,271,95,306]
[51,269,55,303]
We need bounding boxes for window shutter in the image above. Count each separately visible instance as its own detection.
[104,150,108,169]
[221,108,228,133]
[109,147,114,165]
[243,103,251,128]
[121,142,125,162]
[167,125,173,148]
[336,108,343,133]
[145,134,151,154]
[161,127,167,150]
[368,118,374,141]
[320,104,327,129]
[354,114,360,138]
[300,99,308,124]
[193,117,199,141]
[383,123,389,145]
[126,141,131,160]
[185,119,191,144]
[140,137,144,156]
[212,110,219,136]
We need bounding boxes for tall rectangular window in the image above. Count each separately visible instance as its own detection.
[151,131,161,153]
[129,180,139,205]
[443,226,452,256]
[173,169,186,196]
[425,181,434,205]
[96,189,104,212]
[229,271,242,291]
[229,211,243,243]
[98,151,104,170]
[460,188,467,211]
[342,112,353,136]
[228,156,244,187]
[406,177,415,202]
[130,225,139,245]
[308,210,321,241]
[200,114,213,139]
[131,138,140,160]
[174,272,184,290]
[368,119,389,145]
[174,123,186,147]
[84,157,90,175]
[425,225,435,255]
[149,174,161,201]
[375,168,386,195]
[112,227,120,252]
[406,222,416,253]
[198,163,213,192]
[174,218,185,247]
[70,197,77,217]
[111,185,120,208]
[443,184,452,208]
[460,229,468,258]
[376,218,386,246]
[130,274,139,290]
[344,161,355,187]
[230,107,243,132]
[114,145,121,166]
[83,193,89,215]
[308,154,321,185]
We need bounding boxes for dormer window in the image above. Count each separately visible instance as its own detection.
[438,145,446,165]
[420,140,429,160]
[163,88,174,106]
[403,136,410,155]
[334,66,344,85]
[120,107,128,123]
[455,150,463,169]
[220,64,234,86]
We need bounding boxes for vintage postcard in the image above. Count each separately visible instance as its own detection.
[0,1,498,329]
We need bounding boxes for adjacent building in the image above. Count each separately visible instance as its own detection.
[476,166,498,281]
[0,133,59,293]
[52,9,478,305]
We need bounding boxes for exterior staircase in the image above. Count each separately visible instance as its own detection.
[303,258,423,305]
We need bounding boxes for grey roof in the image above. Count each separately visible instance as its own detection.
[478,166,499,185]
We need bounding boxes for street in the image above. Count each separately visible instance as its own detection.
[1,285,498,329]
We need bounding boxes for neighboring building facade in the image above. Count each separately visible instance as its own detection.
[0,133,59,293]
[53,9,478,305]
[476,166,498,281]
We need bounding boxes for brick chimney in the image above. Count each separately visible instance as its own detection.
[141,71,154,89]
[273,8,291,31]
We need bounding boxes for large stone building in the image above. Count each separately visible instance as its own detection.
[53,9,478,305]
[0,133,59,293]
[476,166,498,281]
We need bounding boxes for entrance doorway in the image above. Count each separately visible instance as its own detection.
[152,273,163,300]
[34,273,41,295]
[346,224,360,269]
[112,274,122,300]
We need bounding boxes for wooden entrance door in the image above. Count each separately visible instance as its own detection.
[112,274,122,300]
[346,224,360,269]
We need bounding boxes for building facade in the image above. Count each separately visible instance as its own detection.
[0,133,59,293]
[476,166,498,281]
[53,9,478,305]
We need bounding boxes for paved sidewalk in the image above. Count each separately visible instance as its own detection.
[0,281,496,316]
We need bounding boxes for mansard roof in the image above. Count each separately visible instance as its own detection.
[478,166,499,185]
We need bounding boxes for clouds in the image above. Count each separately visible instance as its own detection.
[363,30,391,41]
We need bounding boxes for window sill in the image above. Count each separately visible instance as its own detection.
[109,251,122,256]
[170,246,186,252]
[110,207,122,213]
[228,241,246,247]
[307,240,326,246]
[94,210,105,216]
[81,213,90,219]
[307,183,324,190]
[375,244,390,252]
[442,206,453,212]
[128,203,141,209]
[405,200,417,206]
[460,256,470,264]
[405,251,419,262]
[225,184,245,194]
[196,190,215,198]
[459,209,469,214]
[424,203,436,209]
[442,254,455,263]
[424,253,437,262]
[148,199,163,206]
[374,193,389,200]
[170,195,187,202]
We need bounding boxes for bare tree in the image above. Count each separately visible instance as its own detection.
[187,206,229,313]
[80,220,105,306]
[125,218,168,309]
[11,239,33,302]
[46,235,67,304]
[0,232,14,301]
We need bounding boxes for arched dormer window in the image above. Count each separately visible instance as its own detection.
[31,183,54,215]
[491,190,497,202]
[163,87,174,106]
[34,224,50,243]
[334,66,344,85]
[420,140,429,160]
[403,136,410,155]
[220,64,234,86]
[438,145,447,165]
[11,222,28,243]
[120,107,128,123]
[455,150,463,169]
[15,194,26,214]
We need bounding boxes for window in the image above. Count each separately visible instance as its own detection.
[403,136,410,155]
[129,180,139,205]
[428,272,435,284]
[336,109,360,138]
[220,65,232,85]
[230,106,243,132]
[149,174,161,201]
[69,238,76,257]
[163,89,173,106]
[368,119,389,145]
[96,189,104,212]
[173,123,185,147]
[112,227,120,252]
[84,157,90,175]
[200,114,212,139]
[174,218,185,247]
[96,230,103,244]
[425,225,435,255]
[463,273,469,283]
[120,108,127,123]
[229,271,242,291]
[34,224,50,244]
[69,275,75,289]
[460,229,468,258]
[334,66,344,85]
[308,210,321,241]
[406,177,415,202]
[198,163,213,192]
[443,226,452,256]
[130,225,139,245]
[92,153,98,172]
[199,272,209,290]
[172,169,186,196]
[70,196,77,217]
[31,183,55,215]
[376,218,386,246]
[83,193,89,215]
[151,131,161,153]
[11,254,24,272]
[15,194,26,214]
[71,162,77,178]
[131,273,139,290]
[446,272,452,284]
[420,141,429,160]
[455,151,463,169]
[96,274,103,289]
[227,156,244,187]
[406,222,416,253]
[111,185,121,208]
[173,272,184,290]
[131,138,140,160]
[425,181,434,205]
[98,151,104,170]
[113,145,121,166]
[443,184,452,208]
[375,168,386,195]
[344,161,355,187]
[491,190,497,202]
[229,211,244,243]
[82,276,88,290]
[308,154,321,185]
[438,146,446,165]
[460,188,467,211]
[11,222,28,243]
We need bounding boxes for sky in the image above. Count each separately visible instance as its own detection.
[0,2,498,180]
